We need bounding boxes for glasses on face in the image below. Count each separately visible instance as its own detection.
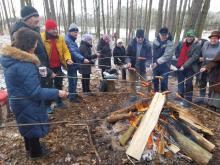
[71,28,79,32]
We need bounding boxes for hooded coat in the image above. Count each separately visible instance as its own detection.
[0,45,59,138]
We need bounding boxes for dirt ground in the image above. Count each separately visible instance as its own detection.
[0,74,220,165]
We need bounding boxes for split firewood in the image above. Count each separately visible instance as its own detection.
[106,112,133,123]
[119,114,143,146]
[126,92,166,160]
[167,125,212,165]
[166,101,214,136]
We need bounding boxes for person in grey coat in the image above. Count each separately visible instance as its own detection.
[152,27,174,92]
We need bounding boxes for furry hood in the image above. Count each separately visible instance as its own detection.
[0,44,40,66]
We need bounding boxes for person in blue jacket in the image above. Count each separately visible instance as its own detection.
[0,28,68,159]
[65,23,89,103]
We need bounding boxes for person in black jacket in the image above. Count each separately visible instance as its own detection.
[79,34,100,94]
[113,39,126,80]
[10,6,55,113]
[97,34,112,78]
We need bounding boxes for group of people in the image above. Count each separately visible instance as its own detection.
[0,5,220,160]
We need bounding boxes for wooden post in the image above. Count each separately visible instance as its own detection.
[107,80,115,92]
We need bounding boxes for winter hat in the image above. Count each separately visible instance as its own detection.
[136,29,144,38]
[208,31,220,39]
[102,34,111,43]
[81,34,93,42]
[21,6,39,21]
[45,20,57,31]
[186,29,196,37]
[117,38,123,44]
[159,27,169,35]
[68,23,79,32]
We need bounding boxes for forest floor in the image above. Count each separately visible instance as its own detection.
[0,70,220,165]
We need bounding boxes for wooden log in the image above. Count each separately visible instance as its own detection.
[111,99,149,115]
[166,102,214,135]
[126,92,166,160]
[185,125,215,152]
[167,125,212,165]
[119,114,143,146]
[106,113,133,123]
[107,80,115,92]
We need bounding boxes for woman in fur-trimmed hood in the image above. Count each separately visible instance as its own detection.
[0,28,68,159]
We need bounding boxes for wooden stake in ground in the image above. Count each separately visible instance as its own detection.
[126,92,166,160]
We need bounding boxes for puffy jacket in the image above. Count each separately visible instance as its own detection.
[79,41,97,74]
[65,34,84,70]
[126,38,152,67]
[41,32,72,69]
[153,35,174,67]
[0,45,59,138]
[97,38,112,70]
[10,21,53,76]
[175,39,201,72]
[113,45,126,65]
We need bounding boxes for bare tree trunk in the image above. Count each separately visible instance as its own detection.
[2,0,11,39]
[111,0,114,35]
[126,0,129,44]
[163,0,169,27]
[44,0,51,19]
[6,0,12,26]
[49,0,56,21]
[101,0,106,34]
[67,0,72,27]
[184,0,203,32]
[0,1,6,30]
[178,0,188,41]
[56,0,61,33]
[116,0,121,40]
[80,0,84,33]
[139,0,144,28]
[83,0,88,32]
[72,0,76,23]
[174,0,184,44]
[93,0,97,34]
[106,0,110,34]
[145,0,152,39]
[10,0,16,20]
[95,0,101,39]
[128,0,134,42]
[0,9,3,34]
[167,0,177,36]
[134,0,138,30]
[20,0,25,8]
[155,0,164,36]
[195,0,210,38]
[61,0,67,33]
[143,0,148,32]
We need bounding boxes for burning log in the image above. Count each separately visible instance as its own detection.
[167,125,213,165]
[166,102,214,136]
[106,113,133,123]
[119,114,143,146]
[110,99,149,116]
[126,92,166,160]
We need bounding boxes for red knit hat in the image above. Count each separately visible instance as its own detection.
[45,19,57,31]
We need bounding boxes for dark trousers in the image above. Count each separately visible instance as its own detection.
[177,68,193,101]
[67,66,78,101]
[82,74,91,92]
[121,68,126,80]
[101,68,105,79]
[153,64,169,92]
[24,137,42,157]
[51,67,63,104]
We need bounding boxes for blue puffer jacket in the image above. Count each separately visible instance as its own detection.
[65,34,84,70]
[0,45,59,138]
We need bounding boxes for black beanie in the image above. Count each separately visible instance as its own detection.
[136,29,144,38]
[21,6,39,21]
[159,27,169,35]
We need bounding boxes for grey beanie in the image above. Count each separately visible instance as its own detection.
[68,23,79,32]
[81,34,93,42]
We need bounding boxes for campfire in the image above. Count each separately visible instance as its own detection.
[106,89,215,165]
